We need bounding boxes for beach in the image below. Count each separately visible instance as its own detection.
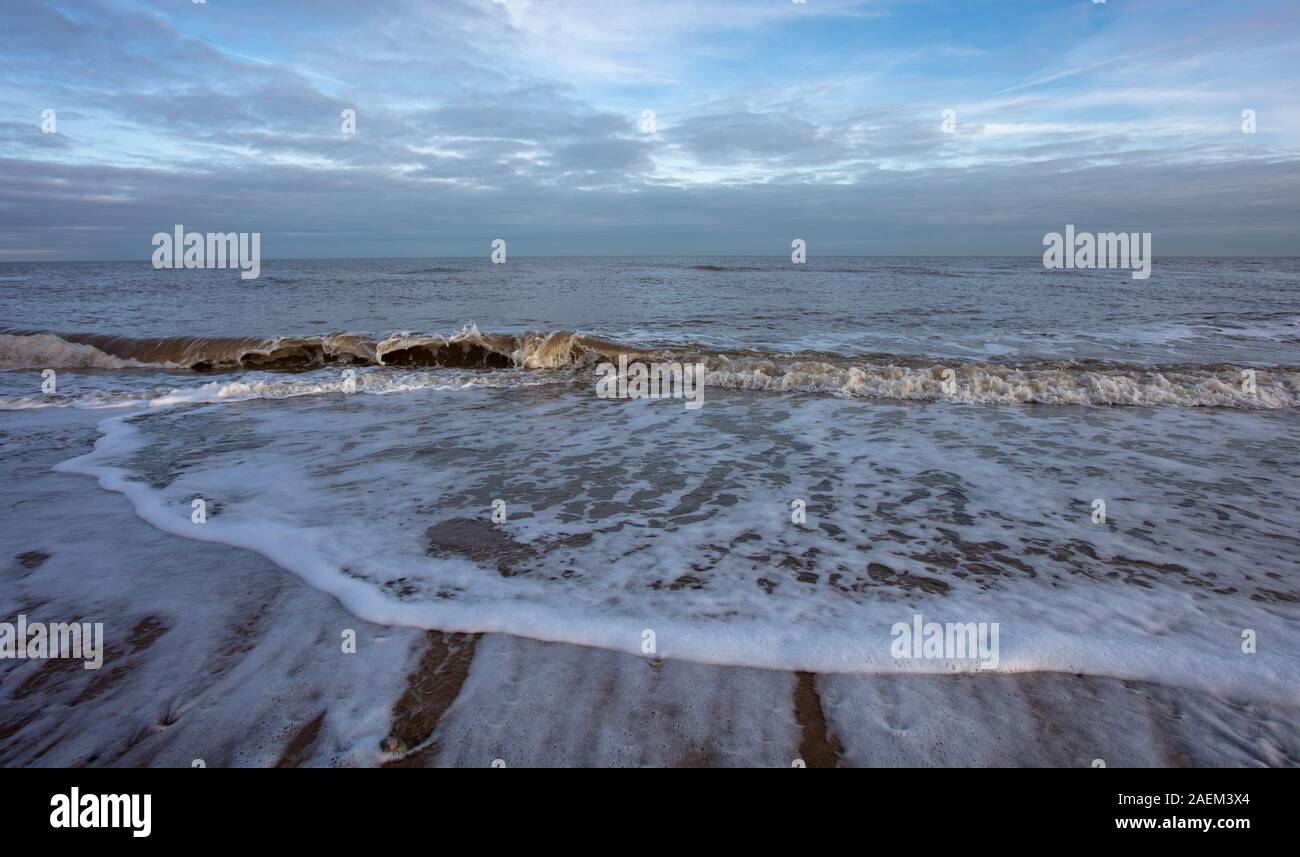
[3,405,1297,768]
[2,257,1297,767]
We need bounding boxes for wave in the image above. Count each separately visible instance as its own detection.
[0,325,623,372]
[0,332,151,369]
[2,326,1296,408]
[706,359,1299,408]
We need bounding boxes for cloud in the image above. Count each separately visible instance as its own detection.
[0,0,1297,257]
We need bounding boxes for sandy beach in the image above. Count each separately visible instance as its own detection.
[3,406,1295,768]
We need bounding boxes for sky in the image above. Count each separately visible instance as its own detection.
[1,0,1298,259]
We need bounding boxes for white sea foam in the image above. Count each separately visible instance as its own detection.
[703,360,1299,408]
[53,383,1300,705]
[146,367,565,407]
[4,327,1296,409]
[0,366,568,411]
[0,333,148,370]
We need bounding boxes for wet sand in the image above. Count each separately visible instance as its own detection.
[2,408,1297,767]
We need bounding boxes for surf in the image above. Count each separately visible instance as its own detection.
[3,324,1297,409]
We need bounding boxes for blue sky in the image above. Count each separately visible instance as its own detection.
[1,0,1297,258]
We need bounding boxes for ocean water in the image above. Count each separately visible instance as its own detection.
[2,257,1298,704]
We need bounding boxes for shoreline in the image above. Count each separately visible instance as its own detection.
[2,408,1297,768]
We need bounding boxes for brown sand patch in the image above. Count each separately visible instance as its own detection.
[11,653,85,701]
[128,615,169,652]
[275,712,327,768]
[0,711,38,744]
[1251,588,1300,604]
[794,671,844,768]
[15,551,50,570]
[381,631,479,767]
[425,517,536,577]
[867,561,950,594]
[71,657,131,707]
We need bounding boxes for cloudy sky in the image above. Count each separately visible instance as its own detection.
[2,0,1297,259]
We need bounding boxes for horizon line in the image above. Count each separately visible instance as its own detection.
[3,254,1300,264]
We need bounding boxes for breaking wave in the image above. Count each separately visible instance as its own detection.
[2,325,1296,409]
[0,325,620,372]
